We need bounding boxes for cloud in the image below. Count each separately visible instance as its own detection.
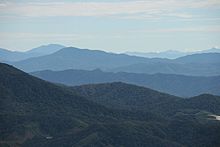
[0,0,220,19]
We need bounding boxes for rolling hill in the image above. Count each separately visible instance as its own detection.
[71,82,220,116]
[110,61,220,76]
[1,63,220,147]
[111,53,220,76]
[31,69,220,97]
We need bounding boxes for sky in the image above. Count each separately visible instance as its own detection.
[0,0,220,53]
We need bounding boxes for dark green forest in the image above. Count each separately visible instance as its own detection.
[1,63,220,147]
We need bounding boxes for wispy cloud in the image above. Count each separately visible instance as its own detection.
[0,32,86,40]
[0,0,220,19]
[1,25,219,42]
[0,31,128,41]
[0,1,219,51]
[129,25,220,33]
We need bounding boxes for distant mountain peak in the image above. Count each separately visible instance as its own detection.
[56,46,80,52]
[56,46,107,53]
[26,44,66,54]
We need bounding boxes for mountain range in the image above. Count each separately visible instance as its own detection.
[1,63,220,147]
[1,44,220,76]
[9,47,167,72]
[31,69,220,97]
[1,44,219,62]
[7,46,220,76]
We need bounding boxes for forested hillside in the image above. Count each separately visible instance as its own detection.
[1,63,220,147]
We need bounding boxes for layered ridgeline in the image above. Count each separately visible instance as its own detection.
[110,53,220,76]
[32,69,220,97]
[10,47,167,72]
[1,63,220,147]
[0,44,65,62]
[1,44,219,62]
[10,47,220,76]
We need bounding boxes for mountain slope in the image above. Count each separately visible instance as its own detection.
[71,82,220,116]
[70,82,220,146]
[31,69,220,97]
[72,82,180,114]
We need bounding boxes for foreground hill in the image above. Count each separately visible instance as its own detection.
[1,63,220,147]
[72,82,180,114]
[72,82,220,116]
[32,69,220,97]
[0,63,172,147]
